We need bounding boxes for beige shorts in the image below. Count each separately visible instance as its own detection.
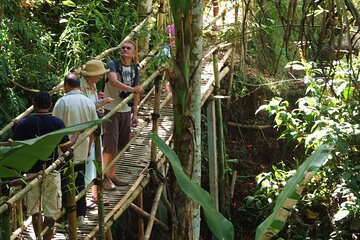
[25,171,62,219]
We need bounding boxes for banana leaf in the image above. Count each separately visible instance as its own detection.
[0,119,102,177]
[151,133,234,240]
[255,143,334,240]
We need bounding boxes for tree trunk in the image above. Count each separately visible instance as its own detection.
[137,0,152,59]
[190,2,203,240]
[168,0,203,239]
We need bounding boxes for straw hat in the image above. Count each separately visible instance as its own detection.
[81,60,110,76]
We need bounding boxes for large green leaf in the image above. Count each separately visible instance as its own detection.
[151,133,234,240]
[0,120,102,177]
[255,143,334,240]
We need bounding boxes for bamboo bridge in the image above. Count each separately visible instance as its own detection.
[0,4,236,239]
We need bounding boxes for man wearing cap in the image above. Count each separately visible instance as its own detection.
[3,91,72,240]
[53,73,98,225]
[79,60,112,208]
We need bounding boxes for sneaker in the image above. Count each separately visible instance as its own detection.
[103,178,116,191]
[77,216,85,226]
[110,176,128,186]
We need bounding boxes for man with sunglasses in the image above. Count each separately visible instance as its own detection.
[102,40,143,190]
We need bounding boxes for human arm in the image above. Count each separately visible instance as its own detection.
[96,97,113,109]
[107,72,143,93]
[131,93,140,127]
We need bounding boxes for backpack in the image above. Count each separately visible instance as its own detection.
[106,60,139,106]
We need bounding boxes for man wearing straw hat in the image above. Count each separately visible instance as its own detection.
[102,40,143,190]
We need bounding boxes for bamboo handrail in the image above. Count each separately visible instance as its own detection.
[0,58,160,208]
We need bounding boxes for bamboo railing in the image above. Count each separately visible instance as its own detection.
[1,7,235,238]
[0,14,159,239]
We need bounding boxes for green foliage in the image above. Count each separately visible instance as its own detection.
[151,133,234,240]
[252,55,360,239]
[258,58,360,152]
[0,119,101,177]
[255,143,333,240]
[55,0,138,73]
[0,0,138,129]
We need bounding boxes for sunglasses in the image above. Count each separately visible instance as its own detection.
[121,46,132,50]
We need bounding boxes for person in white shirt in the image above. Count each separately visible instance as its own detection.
[53,73,98,225]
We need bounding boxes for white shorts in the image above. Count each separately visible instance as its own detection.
[25,171,62,219]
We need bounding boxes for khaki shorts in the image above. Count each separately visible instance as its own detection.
[103,111,131,154]
[25,171,62,219]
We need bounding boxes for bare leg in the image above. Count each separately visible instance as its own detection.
[92,185,98,201]
[42,217,55,240]
[31,213,41,238]
[103,152,116,178]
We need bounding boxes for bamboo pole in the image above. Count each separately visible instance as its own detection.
[129,203,169,231]
[84,172,150,239]
[207,99,219,210]
[227,122,272,129]
[202,48,233,95]
[227,2,238,98]
[144,183,164,240]
[10,216,32,240]
[64,160,77,240]
[0,206,11,240]
[95,131,106,240]
[230,170,237,199]
[136,192,145,240]
[150,77,162,163]
[95,14,154,60]
[213,50,226,214]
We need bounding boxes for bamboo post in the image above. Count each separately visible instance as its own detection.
[64,160,78,240]
[136,192,144,240]
[207,100,219,210]
[0,197,11,240]
[94,129,106,240]
[227,3,238,98]
[157,0,165,31]
[213,50,226,214]
[150,77,161,164]
[144,183,164,240]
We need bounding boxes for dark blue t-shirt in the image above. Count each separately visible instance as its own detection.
[10,113,70,173]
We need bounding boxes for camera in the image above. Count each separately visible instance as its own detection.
[119,91,134,107]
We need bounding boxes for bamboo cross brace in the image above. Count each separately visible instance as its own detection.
[144,183,165,240]
[129,203,169,231]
